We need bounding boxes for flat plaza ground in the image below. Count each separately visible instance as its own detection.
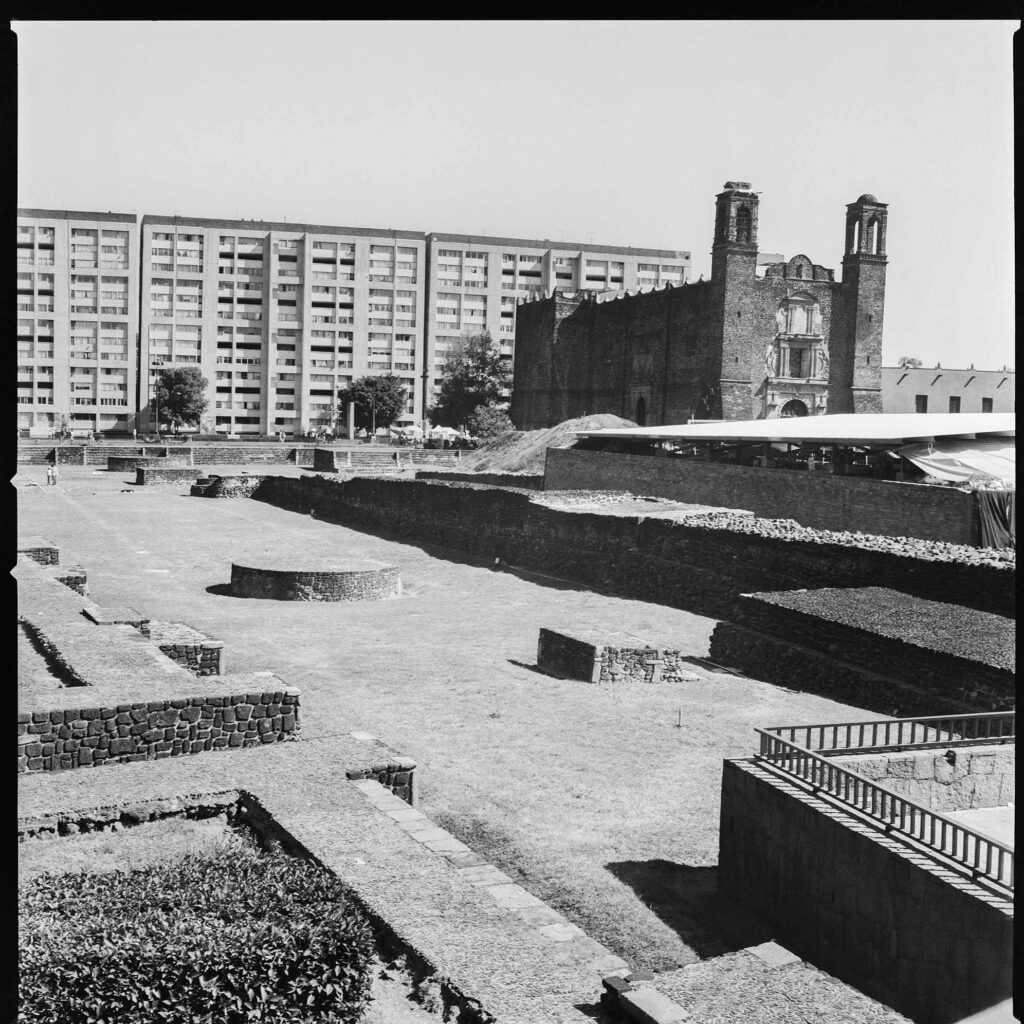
[16,463,885,972]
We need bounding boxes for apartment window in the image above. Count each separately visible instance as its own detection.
[982,397,994,413]
[438,249,460,258]
[948,396,961,413]
[915,395,928,414]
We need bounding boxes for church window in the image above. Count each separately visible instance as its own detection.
[735,206,752,243]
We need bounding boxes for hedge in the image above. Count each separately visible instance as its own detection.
[19,843,375,1023]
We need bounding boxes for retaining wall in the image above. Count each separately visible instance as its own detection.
[719,758,1013,1024]
[192,474,266,498]
[109,454,192,472]
[312,447,461,472]
[16,560,298,772]
[141,620,224,675]
[416,470,545,489]
[18,687,299,772]
[136,466,203,485]
[249,475,1014,618]
[831,746,1015,812]
[545,448,980,546]
[709,588,1015,715]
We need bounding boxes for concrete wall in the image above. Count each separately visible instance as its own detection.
[883,366,1015,415]
[831,746,1015,812]
[544,447,978,546]
[719,758,1013,1024]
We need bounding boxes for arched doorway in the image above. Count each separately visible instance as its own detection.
[780,399,809,418]
[634,395,647,426]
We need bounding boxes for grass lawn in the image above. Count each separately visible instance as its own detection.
[17,465,885,972]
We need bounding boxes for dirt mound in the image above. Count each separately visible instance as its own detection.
[464,413,635,474]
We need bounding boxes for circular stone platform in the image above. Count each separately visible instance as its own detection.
[230,557,401,602]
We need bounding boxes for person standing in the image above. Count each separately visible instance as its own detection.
[45,465,54,486]
[51,464,59,487]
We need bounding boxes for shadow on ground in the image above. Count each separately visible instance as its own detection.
[606,860,772,958]
[205,583,235,597]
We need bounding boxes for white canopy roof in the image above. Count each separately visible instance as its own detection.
[574,412,1015,446]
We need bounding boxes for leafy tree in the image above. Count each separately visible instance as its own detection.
[154,367,209,432]
[338,374,408,432]
[429,332,512,429]
[897,355,923,368]
[465,403,515,439]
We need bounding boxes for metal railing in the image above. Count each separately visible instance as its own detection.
[761,713,1015,756]
[754,726,1014,893]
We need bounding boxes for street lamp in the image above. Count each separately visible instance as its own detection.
[152,361,165,435]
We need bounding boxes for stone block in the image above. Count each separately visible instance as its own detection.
[620,988,691,1023]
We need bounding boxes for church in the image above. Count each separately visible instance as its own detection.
[510,182,888,428]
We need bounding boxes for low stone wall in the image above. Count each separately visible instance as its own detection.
[416,470,545,489]
[249,475,1014,618]
[54,565,89,597]
[545,447,981,547]
[18,687,300,772]
[313,447,461,472]
[109,454,192,472]
[831,745,1015,812]
[136,466,203,485]
[537,628,698,684]
[192,473,266,498]
[345,760,417,805]
[710,588,1014,714]
[719,758,1013,1024]
[230,558,401,602]
[17,537,59,566]
[708,623,981,717]
[141,620,224,675]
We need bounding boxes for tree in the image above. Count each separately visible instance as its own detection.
[465,403,515,440]
[897,355,923,368]
[154,367,209,432]
[338,374,407,433]
[429,332,512,429]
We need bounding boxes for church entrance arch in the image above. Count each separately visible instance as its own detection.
[780,399,810,418]
[634,395,648,426]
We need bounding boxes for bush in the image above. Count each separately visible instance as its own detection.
[19,843,375,1024]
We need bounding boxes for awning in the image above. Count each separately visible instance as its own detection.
[893,438,1016,484]
[573,412,1016,446]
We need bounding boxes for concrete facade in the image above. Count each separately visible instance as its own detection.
[511,183,889,428]
[17,210,140,437]
[18,208,690,438]
[882,365,1015,415]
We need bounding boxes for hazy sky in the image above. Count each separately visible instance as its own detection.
[15,20,1017,369]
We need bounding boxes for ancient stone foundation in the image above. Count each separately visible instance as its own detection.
[709,587,1014,716]
[18,688,300,773]
[140,620,225,675]
[230,557,401,602]
[537,628,699,684]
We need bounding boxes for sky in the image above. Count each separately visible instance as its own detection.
[15,20,1017,370]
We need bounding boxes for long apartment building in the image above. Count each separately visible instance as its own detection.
[139,216,426,436]
[16,208,691,436]
[16,210,139,437]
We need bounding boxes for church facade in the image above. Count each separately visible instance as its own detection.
[510,182,888,428]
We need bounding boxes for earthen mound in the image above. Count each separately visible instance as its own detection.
[463,414,636,474]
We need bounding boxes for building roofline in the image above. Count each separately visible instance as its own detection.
[18,208,138,223]
[141,214,426,239]
[427,231,689,260]
[881,366,1015,375]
